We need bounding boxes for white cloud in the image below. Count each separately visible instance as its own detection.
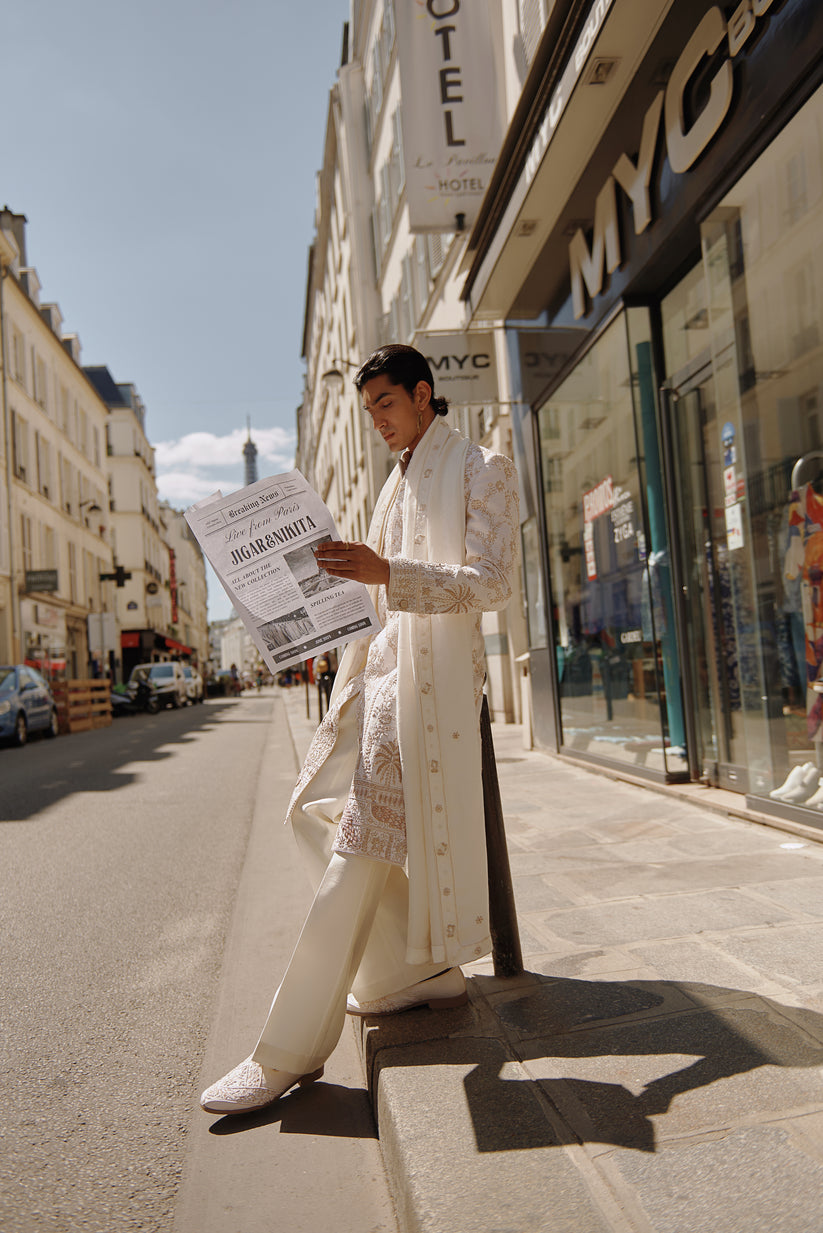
[154,471,232,506]
[154,426,294,470]
[153,426,296,509]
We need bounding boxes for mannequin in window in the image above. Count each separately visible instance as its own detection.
[776,452,823,802]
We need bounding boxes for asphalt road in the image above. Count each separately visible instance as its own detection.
[0,694,396,1233]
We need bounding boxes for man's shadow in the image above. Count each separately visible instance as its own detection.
[208,975,823,1154]
[363,974,823,1154]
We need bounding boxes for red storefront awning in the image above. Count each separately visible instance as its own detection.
[164,636,192,655]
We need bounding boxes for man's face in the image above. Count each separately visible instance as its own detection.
[360,374,433,455]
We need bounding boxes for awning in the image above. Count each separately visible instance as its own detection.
[120,630,191,656]
[164,636,192,656]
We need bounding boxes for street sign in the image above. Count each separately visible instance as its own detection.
[24,569,58,593]
[99,565,132,587]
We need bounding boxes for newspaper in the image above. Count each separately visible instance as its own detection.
[184,470,381,672]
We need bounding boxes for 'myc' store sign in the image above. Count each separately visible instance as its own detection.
[396,1,505,233]
[569,0,781,318]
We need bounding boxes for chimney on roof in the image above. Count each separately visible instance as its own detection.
[0,207,27,266]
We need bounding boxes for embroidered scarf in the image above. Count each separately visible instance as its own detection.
[331,418,490,966]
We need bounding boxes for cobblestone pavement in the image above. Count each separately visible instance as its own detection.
[279,685,823,1233]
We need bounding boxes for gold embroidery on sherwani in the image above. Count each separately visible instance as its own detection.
[334,478,407,864]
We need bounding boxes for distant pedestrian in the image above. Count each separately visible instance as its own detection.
[314,654,335,717]
[200,344,519,1115]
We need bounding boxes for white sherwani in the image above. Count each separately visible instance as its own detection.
[286,418,519,968]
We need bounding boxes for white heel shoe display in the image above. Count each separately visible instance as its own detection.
[770,762,815,800]
[779,762,820,803]
[801,779,823,810]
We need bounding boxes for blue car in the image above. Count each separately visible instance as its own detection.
[0,664,60,746]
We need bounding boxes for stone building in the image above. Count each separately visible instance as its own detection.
[0,209,114,674]
[296,0,536,723]
[159,501,209,672]
[84,365,194,680]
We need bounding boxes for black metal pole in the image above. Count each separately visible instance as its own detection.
[480,695,524,978]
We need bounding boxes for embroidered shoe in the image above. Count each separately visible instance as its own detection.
[199,1057,324,1115]
[346,967,467,1016]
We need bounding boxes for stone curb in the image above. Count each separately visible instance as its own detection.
[278,685,823,1233]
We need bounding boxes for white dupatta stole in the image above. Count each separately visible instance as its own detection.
[331,418,490,967]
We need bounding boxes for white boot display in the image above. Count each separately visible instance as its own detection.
[780,762,821,803]
[801,778,823,809]
[770,762,815,799]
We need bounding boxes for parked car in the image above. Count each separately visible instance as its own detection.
[0,664,60,746]
[182,664,204,703]
[127,661,188,709]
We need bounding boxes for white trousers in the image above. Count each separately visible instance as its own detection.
[252,848,445,1075]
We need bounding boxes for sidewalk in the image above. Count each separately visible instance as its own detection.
[279,684,823,1233]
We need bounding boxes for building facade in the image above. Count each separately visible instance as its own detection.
[159,502,209,672]
[84,366,193,680]
[297,0,533,721]
[461,0,823,826]
[296,31,390,543]
[0,210,114,675]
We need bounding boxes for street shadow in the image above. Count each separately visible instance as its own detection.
[0,697,250,821]
[361,973,823,1154]
[207,1079,379,1139]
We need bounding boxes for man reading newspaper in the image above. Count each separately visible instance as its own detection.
[200,343,520,1115]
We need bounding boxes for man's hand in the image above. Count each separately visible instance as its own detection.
[313,540,390,586]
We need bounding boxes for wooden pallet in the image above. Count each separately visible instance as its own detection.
[52,679,112,734]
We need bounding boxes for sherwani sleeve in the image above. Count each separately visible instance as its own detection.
[386,449,519,615]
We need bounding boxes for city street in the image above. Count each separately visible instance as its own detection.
[0,691,396,1233]
[4,684,823,1232]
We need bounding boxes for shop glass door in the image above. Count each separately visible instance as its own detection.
[665,357,753,788]
[537,311,684,776]
[662,251,775,793]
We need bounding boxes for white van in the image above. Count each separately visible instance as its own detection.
[128,661,188,708]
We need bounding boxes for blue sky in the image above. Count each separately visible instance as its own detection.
[3,0,349,618]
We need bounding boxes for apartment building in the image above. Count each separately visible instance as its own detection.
[0,210,114,674]
[159,501,209,671]
[84,365,186,680]
[297,0,534,722]
[296,29,389,543]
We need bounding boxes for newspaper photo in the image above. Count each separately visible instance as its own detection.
[185,470,381,672]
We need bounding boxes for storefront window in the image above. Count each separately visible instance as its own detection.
[521,516,548,649]
[661,82,823,808]
[538,312,683,775]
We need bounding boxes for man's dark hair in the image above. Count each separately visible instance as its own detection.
[354,344,449,416]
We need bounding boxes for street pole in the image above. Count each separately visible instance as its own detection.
[480,694,524,978]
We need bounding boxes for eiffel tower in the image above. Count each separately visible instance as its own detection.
[243,416,258,487]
